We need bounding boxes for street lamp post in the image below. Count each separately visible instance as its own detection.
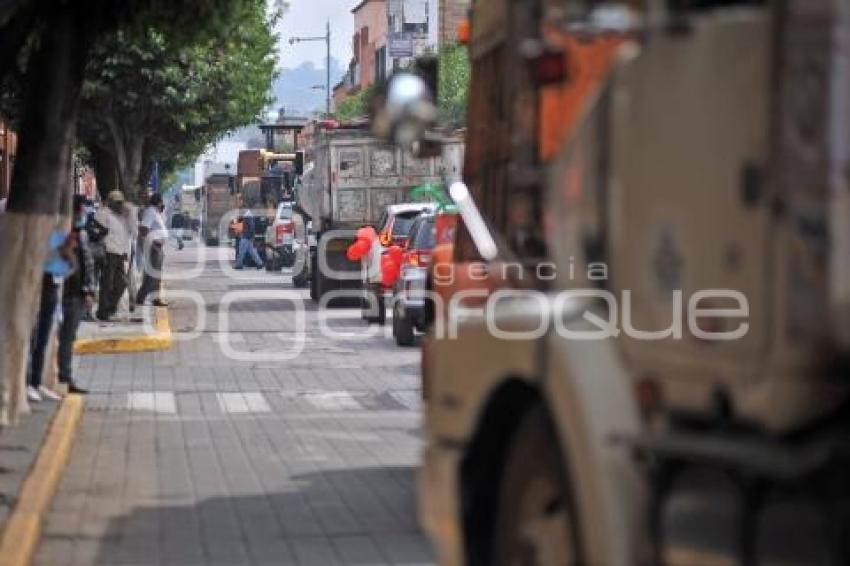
[289,21,332,117]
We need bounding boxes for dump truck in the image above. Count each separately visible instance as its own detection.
[236,148,305,269]
[201,173,236,246]
[236,149,301,208]
[298,124,461,301]
[384,1,850,566]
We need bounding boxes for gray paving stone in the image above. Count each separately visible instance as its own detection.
[35,245,433,565]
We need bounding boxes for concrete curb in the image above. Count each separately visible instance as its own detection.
[73,306,172,355]
[0,395,84,566]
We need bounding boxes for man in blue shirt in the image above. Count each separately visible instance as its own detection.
[27,228,75,402]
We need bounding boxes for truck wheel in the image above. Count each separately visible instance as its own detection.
[313,258,329,301]
[492,406,581,566]
[293,268,309,289]
[393,302,415,346]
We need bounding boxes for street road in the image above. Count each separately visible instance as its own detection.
[35,243,433,566]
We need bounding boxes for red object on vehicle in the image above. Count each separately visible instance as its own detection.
[357,225,378,242]
[405,250,432,268]
[381,245,404,287]
[275,220,294,246]
[387,245,403,264]
[381,257,400,287]
[346,238,371,261]
[318,119,340,130]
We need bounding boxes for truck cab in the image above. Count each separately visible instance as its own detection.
[407,1,850,565]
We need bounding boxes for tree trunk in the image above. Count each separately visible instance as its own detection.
[0,4,94,424]
[104,114,147,202]
[126,133,146,202]
[91,145,120,200]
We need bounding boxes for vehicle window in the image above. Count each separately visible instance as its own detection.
[377,212,389,232]
[277,205,292,220]
[392,212,419,237]
[413,219,435,249]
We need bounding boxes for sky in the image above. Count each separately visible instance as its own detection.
[275,0,356,70]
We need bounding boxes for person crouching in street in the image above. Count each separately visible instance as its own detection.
[94,191,131,321]
[136,193,169,307]
[234,210,263,270]
[57,195,95,395]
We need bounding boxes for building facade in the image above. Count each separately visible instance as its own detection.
[438,0,470,46]
[351,0,388,90]
[387,0,431,70]
[335,0,468,114]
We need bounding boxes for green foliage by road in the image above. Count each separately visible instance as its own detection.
[78,0,278,198]
[438,44,470,127]
[0,0,274,433]
[332,43,469,126]
[334,85,374,122]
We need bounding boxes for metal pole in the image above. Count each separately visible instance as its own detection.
[326,21,331,116]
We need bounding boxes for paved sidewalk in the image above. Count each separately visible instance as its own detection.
[0,402,58,529]
[35,244,433,566]
[75,306,157,342]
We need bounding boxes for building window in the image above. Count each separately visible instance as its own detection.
[403,22,427,35]
[375,46,387,83]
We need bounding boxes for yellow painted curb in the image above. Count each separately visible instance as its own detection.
[73,306,172,355]
[0,395,84,566]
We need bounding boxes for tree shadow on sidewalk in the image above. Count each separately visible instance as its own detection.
[83,466,434,566]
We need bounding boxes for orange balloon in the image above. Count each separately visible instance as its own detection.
[357,226,378,242]
[387,245,403,264]
[381,255,400,287]
[346,238,371,261]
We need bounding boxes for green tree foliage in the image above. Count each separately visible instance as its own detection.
[438,43,470,127]
[334,85,374,122]
[78,0,278,197]
[0,0,271,426]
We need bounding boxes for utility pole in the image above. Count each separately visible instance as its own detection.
[326,21,331,117]
[290,23,333,117]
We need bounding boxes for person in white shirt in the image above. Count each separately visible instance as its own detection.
[136,193,168,306]
[94,191,132,320]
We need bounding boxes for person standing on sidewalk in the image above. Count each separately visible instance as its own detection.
[136,193,169,307]
[27,230,76,403]
[57,195,95,395]
[94,191,131,321]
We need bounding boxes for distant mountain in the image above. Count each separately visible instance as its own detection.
[272,59,346,117]
[217,59,346,149]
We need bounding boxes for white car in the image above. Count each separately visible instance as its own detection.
[266,201,296,270]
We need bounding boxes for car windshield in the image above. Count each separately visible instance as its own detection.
[377,212,389,233]
[392,212,420,237]
[412,219,436,249]
[277,205,292,220]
